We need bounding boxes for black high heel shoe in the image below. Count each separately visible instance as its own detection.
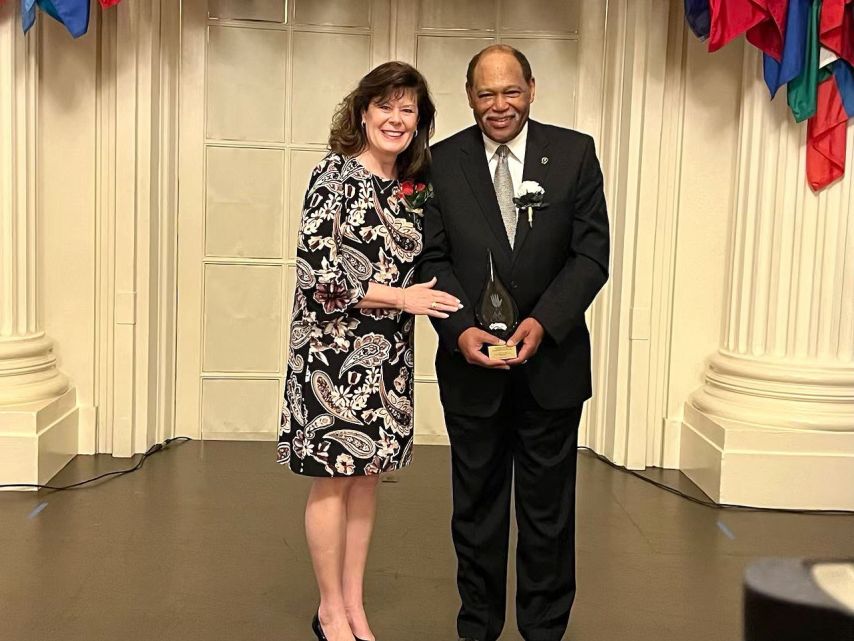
[313,611,373,641]
[311,612,328,641]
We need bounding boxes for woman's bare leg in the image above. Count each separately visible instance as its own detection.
[305,477,357,641]
[342,474,381,641]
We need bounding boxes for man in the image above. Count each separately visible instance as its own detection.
[418,45,610,641]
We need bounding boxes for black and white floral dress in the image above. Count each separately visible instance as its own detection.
[277,153,422,477]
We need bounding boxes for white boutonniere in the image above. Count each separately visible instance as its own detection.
[513,181,547,228]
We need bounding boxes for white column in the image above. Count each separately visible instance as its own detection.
[682,46,854,509]
[0,4,77,488]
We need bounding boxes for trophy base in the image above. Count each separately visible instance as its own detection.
[488,344,517,360]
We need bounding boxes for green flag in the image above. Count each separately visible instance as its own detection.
[788,0,821,122]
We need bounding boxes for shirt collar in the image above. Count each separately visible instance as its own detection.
[483,120,529,162]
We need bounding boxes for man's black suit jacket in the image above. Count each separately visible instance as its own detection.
[418,120,610,417]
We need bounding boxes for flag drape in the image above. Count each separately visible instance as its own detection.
[806,68,848,190]
[689,0,853,190]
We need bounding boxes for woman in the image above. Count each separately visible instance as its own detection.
[277,62,460,641]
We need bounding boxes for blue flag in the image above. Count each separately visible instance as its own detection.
[21,0,89,38]
[764,0,810,98]
[22,0,36,33]
[685,0,711,40]
[833,59,854,118]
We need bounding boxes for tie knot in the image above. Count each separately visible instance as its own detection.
[497,144,510,159]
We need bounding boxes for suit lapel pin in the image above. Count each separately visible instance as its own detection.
[541,156,549,165]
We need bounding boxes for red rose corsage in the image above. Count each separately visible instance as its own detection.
[397,180,433,216]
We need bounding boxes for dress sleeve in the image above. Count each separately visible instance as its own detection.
[294,154,370,319]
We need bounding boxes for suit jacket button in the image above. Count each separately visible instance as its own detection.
[511,282,518,288]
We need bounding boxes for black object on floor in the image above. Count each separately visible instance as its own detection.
[744,558,854,641]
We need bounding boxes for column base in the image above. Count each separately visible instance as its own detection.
[0,387,78,490]
[0,333,71,405]
[680,401,854,510]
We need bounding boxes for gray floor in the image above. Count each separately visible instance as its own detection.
[1,441,852,641]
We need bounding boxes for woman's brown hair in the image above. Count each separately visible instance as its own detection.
[329,61,436,181]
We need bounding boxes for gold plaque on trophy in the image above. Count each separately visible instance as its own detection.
[487,344,518,360]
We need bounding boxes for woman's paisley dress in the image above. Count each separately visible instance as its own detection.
[277,153,423,477]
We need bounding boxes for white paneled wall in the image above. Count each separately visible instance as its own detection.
[177,0,586,443]
[205,147,285,259]
[177,0,390,441]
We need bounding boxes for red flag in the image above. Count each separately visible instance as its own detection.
[709,0,788,60]
[746,1,789,60]
[806,75,848,191]
[820,0,854,66]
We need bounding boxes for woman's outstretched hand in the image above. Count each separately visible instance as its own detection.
[401,277,463,318]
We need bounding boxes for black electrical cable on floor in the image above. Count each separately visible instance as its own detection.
[1,438,851,515]
[577,446,854,516]
[0,436,192,491]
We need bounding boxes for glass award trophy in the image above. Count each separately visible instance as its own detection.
[475,250,519,360]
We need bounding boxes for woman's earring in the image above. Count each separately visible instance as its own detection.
[361,121,366,129]
[414,129,419,138]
